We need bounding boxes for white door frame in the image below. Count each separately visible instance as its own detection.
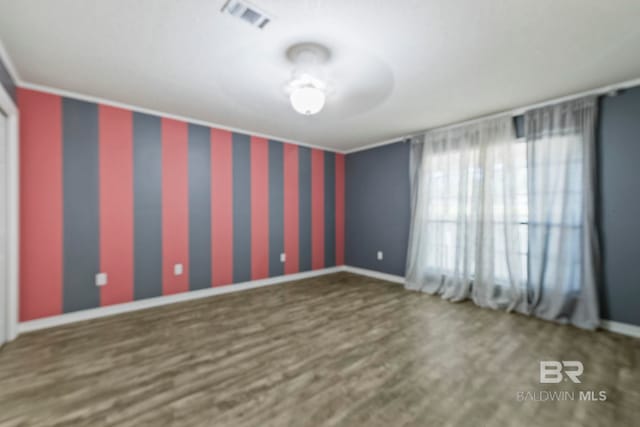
[0,83,19,343]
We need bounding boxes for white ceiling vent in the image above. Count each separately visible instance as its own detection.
[221,0,271,29]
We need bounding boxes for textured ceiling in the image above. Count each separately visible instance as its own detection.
[1,0,640,151]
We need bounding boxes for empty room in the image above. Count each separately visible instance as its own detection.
[1,1,639,426]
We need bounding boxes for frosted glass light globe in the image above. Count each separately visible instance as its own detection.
[290,86,326,115]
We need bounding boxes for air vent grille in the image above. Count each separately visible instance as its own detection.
[221,0,271,29]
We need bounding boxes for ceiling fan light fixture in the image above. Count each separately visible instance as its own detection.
[290,85,326,115]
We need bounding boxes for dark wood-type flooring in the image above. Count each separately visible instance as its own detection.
[1,272,639,427]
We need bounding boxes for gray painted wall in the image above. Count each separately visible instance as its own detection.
[0,55,16,103]
[62,98,100,312]
[598,86,640,326]
[188,124,213,291]
[346,86,640,326]
[346,141,410,276]
[133,112,163,300]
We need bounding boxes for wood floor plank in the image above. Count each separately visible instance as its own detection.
[0,273,638,427]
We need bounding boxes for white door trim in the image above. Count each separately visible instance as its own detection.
[0,83,18,343]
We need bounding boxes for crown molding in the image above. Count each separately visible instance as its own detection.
[344,76,640,155]
[18,81,345,154]
[0,37,21,86]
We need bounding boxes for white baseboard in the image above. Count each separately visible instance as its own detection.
[343,267,640,340]
[343,266,405,284]
[19,265,639,341]
[600,320,640,339]
[18,266,346,334]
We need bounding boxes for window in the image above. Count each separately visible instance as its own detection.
[406,101,599,328]
[420,134,585,292]
[419,140,528,285]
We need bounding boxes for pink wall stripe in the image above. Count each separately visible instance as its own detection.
[99,105,134,305]
[161,118,190,295]
[18,88,63,320]
[251,137,270,280]
[211,129,234,286]
[283,144,300,274]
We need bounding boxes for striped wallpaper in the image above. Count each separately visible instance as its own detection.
[19,88,345,321]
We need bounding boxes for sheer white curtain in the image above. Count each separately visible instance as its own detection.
[405,116,527,310]
[405,98,600,329]
[523,97,599,329]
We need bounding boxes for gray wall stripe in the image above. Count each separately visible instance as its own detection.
[324,152,336,267]
[599,85,640,325]
[345,141,411,276]
[232,133,251,282]
[298,146,312,271]
[133,112,163,299]
[268,140,284,277]
[62,98,100,312]
[188,124,212,290]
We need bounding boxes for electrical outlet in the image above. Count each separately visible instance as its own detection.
[174,264,183,276]
[377,251,383,261]
[95,273,108,287]
[280,253,286,263]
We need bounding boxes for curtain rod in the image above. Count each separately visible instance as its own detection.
[346,76,640,153]
[406,81,631,138]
